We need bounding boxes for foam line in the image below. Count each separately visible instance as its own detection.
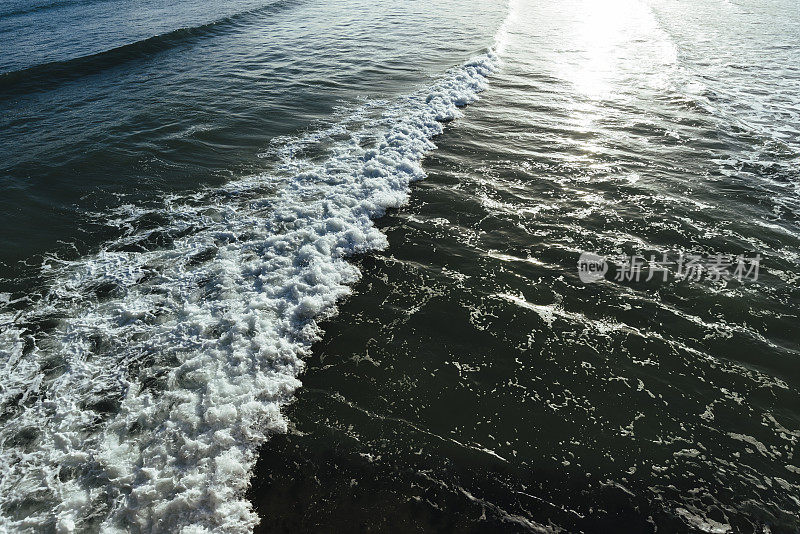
[0,5,511,532]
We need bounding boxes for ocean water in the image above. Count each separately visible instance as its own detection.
[1,0,799,532]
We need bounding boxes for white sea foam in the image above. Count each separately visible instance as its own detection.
[0,7,511,533]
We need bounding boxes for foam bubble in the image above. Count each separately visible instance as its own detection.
[0,11,510,533]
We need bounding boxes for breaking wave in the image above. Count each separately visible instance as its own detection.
[0,5,512,532]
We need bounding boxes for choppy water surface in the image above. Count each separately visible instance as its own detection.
[249,0,800,532]
[1,0,799,532]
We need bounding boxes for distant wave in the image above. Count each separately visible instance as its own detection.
[0,0,110,20]
[0,0,297,99]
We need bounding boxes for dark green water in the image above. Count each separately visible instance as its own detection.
[1,0,799,532]
[250,1,800,532]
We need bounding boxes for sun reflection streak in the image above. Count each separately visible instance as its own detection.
[559,0,677,100]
